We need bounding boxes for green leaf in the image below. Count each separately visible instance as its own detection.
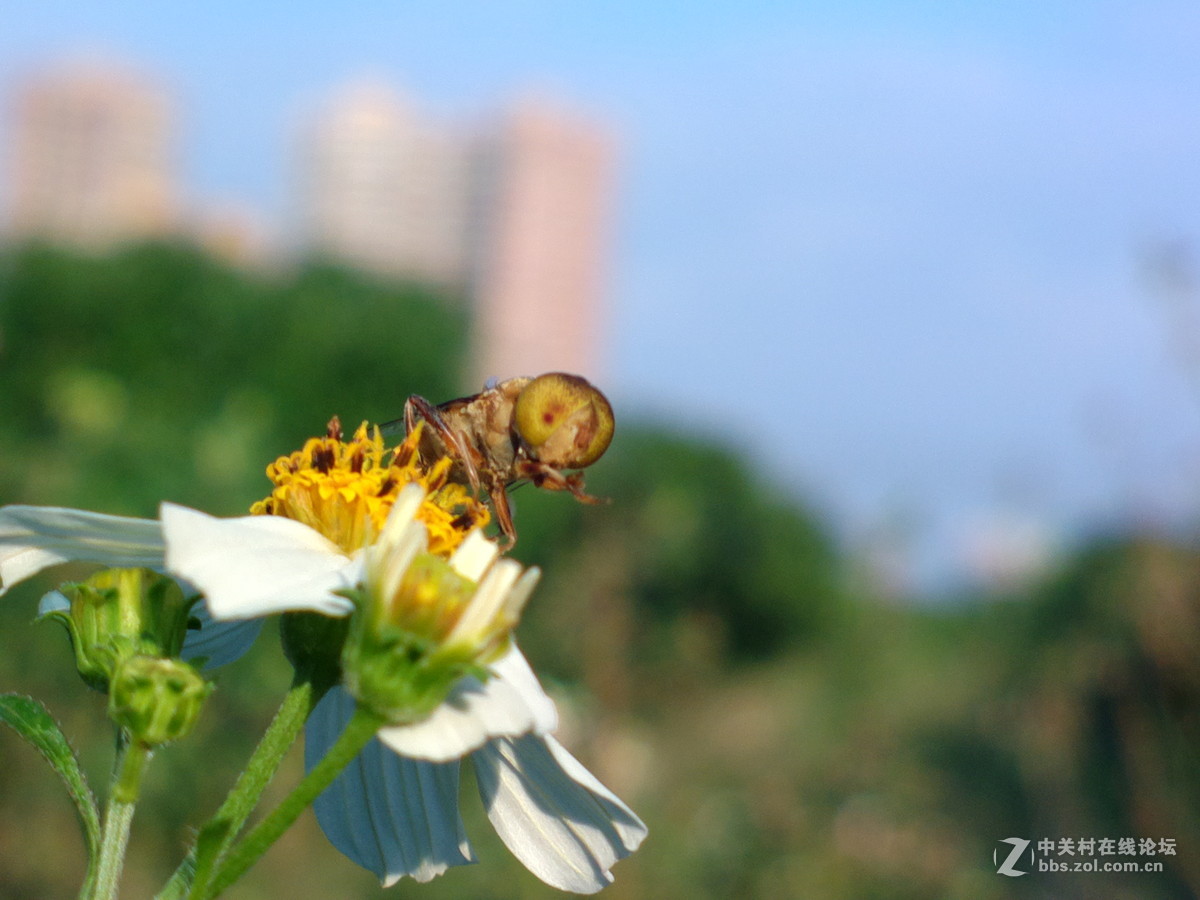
[185,817,232,900]
[0,694,101,863]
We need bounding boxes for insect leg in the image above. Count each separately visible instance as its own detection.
[489,483,518,549]
[516,460,605,505]
[404,394,484,495]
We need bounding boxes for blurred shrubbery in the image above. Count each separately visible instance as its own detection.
[0,243,1197,899]
[0,242,465,515]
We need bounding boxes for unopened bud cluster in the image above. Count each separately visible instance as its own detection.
[43,567,210,745]
[109,655,211,746]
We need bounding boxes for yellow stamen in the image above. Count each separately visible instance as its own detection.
[251,417,489,555]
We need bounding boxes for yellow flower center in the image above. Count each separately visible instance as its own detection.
[385,555,476,644]
[250,417,489,556]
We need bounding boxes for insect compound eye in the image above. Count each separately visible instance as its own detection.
[513,373,615,469]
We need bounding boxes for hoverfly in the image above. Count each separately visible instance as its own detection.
[382,373,615,546]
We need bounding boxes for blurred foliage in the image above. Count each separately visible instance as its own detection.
[0,242,1197,899]
[0,241,465,516]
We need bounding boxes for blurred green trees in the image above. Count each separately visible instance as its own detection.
[0,241,466,514]
[0,242,1197,899]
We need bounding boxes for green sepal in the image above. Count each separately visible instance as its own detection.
[41,568,197,694]
[0,694,101,879]
[38,595,126,693]
[342,622,488,724]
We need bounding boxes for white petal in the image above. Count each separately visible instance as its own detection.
[378,483,426,543]
[161,503,356,619]
[448,529,499,581]
[473,733,647,894]
[489,644,558,734]
[365,502,427,608]
[0,505,164,595]
[181,600,264,669]
[376,645,556,763]
[446,558,521,647]
[503,567,541,624]
[375,676,523,763]
[307,687,475,884]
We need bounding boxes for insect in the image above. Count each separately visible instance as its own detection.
[382,373,615,546]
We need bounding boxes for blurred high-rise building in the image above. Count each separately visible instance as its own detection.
[297,87,615,386]
[468,100,615,386]
[298,82,475,287]
[3,66,617,384]
[6,64,177,248]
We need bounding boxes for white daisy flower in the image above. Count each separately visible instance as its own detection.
[165,481,645,892]
[3,420,646,891]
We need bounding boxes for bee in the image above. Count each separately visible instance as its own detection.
[383,373,615,546]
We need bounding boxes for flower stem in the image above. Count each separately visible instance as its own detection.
[91,736,151,900]
[197,706,384,900]
[156,676,324,900]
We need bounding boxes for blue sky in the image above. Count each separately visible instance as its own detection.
[4,2,1200,589]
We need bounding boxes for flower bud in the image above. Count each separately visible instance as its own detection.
[341,525,539,725]
[342,554,483,724]
[42,567,194,692]
[108,655,211,746]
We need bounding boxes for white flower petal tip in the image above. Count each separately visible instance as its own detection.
[366,506,428,605]
[377,645,556,762]
[506,567,541,620]
[383,483,427,531]
[0,504,165,595]
[474,734,647,894]
[160,503,356,620]
[446,558,521,647]
[449,529,500,581]
[308,688,475,884]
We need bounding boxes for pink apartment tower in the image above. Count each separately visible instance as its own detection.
[468,100,616,388]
